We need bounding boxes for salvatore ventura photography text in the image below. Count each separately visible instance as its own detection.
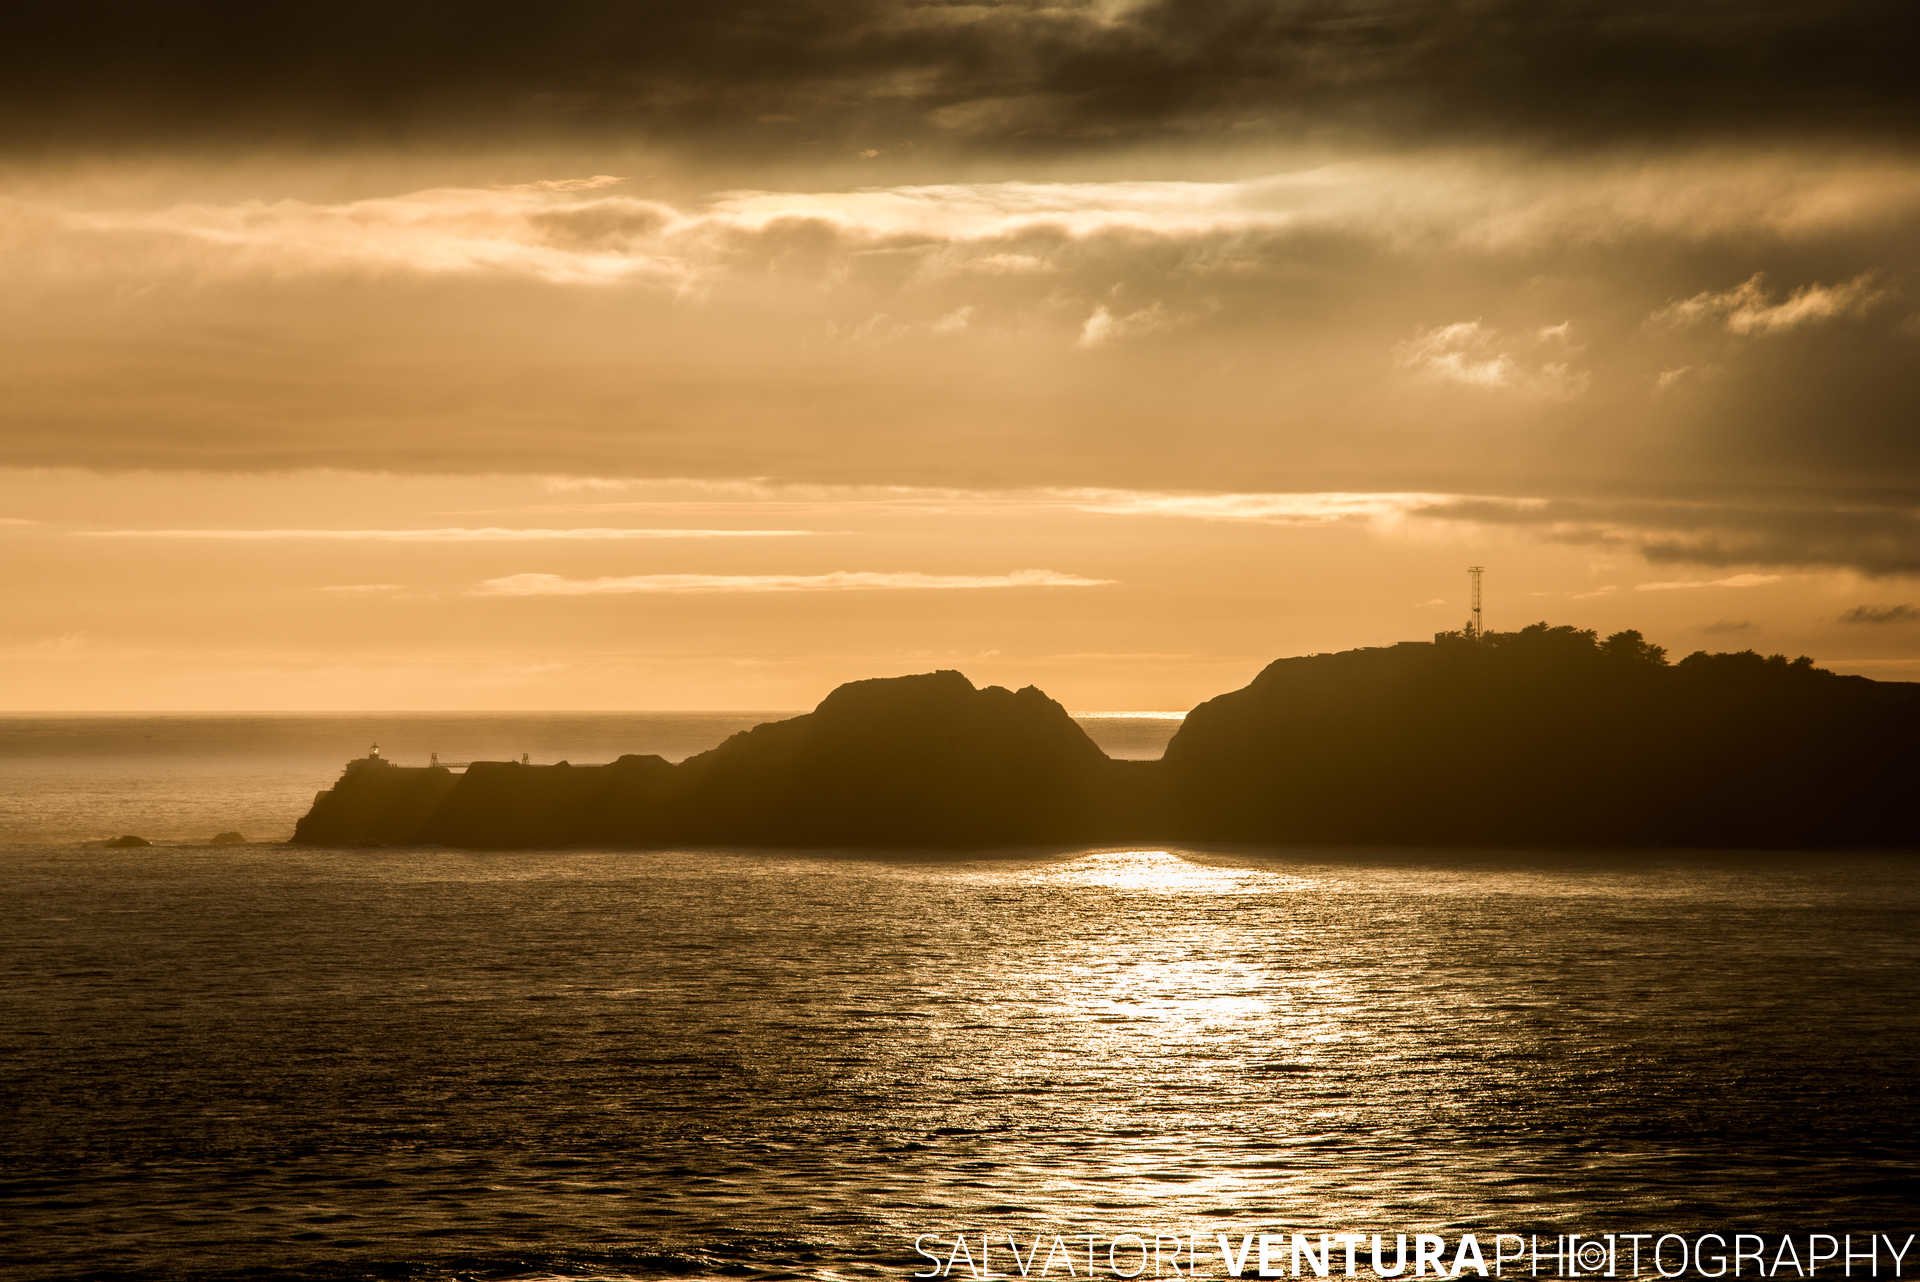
[911,1231,1920,1280]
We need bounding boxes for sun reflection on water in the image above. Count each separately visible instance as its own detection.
[1035,847,1305,894]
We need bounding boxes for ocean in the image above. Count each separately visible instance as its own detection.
[2,716,1917,1281]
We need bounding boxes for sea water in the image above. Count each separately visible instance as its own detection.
[1,717,1916,1281]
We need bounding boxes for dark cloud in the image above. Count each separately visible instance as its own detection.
[1701,619,1756,634]
[3,1,1918,154]
[1841,603,1920,624]
[1417,496,1920,577]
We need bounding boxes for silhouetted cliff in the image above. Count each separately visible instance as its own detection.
[293,628,1919,850]
[640,671,1146,845]
[294,757,458,846]
[297,671,1151,849]
[1165,626,1919,847]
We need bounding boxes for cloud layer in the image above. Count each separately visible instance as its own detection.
[472,569,1113,596]
[7,1,1919,153]
[1394,320,1588,398]
[1654,273,1889,335]
[5,5,1919,708]
[10,151,1919,509]
[1412,495,1920,577]
[1842,603,1920,624]
[78,526,812,542]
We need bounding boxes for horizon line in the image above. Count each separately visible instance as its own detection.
[0,707,1194,719]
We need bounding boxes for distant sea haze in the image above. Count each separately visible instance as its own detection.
[0,712,1180,847]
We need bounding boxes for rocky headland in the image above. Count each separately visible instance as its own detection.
[293,626,1920,850]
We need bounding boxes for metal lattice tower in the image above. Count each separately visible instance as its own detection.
[1467,566,1484,639]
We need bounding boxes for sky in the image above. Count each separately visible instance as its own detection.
[2,0,1918,711]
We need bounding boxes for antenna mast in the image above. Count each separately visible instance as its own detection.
[1467,566,1484,639]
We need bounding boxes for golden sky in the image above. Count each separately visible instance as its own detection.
[2,2,1917,709]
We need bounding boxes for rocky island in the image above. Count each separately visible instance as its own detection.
[294,625,1920,850]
